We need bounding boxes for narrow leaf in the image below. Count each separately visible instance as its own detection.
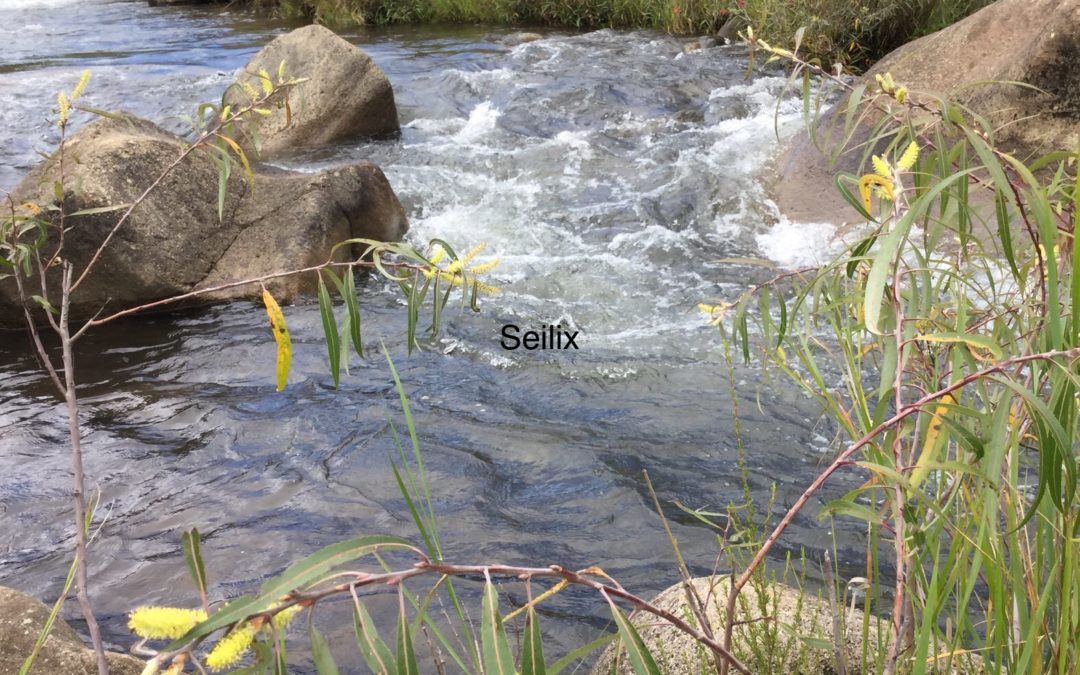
[521,604,547,675]
[353,599,397,674]
[317,274,341,388]
[604,594,661,675]
[481,575,516,675]
[262,288,291,391]
[396,590,419,675]
[180,529,209,601]
[310,623,341,675]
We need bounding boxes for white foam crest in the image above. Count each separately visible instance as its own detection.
[453,101,500,142]
[1,0,82,7]
[446,67,516,86]
[755,218,846,268]
[608,224,697,255]
[405,117,465,136]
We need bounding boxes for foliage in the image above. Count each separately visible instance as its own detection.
[258,0,736,35]
[248,0,991,68]
[714,36,1080,674]
[731,0,994,70]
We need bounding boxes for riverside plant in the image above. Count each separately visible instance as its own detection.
[1,70,500,675]
[706,32,1080,675]
[250,0,991,68]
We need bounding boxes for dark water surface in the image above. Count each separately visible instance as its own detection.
[0,0,864,670]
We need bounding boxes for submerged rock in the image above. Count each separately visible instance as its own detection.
[233,24,400,158]
[0,113,406,326]
[775,0,1080,226]
[0,586,145,675]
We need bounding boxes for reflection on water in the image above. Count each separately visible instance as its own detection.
[0,0,865,669]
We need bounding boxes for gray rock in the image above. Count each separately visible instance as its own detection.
[233,24,399,159]
[0,113,407,326]
[775,0,1080,226]
[591,576,885,675]
[0,586,145,675]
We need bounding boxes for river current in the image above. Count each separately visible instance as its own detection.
[0,0,863,670]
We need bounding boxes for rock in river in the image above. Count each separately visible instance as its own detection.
[0,585,145,675]
[775,0,1080,226]
[232,24,400,158]
[0,113,407,327]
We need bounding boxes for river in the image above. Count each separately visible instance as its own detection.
[0,0,866,671]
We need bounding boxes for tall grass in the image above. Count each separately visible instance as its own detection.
[253,0,993,68]
[736,0,994,69]
[263,0,731,33]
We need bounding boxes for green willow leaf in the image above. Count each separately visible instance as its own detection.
[396,592,419,675]
[481,577,516,675]
[520,603,546,675]
[605,596,661,675]
[317,274,341,388]
[344,267,363,358]
[180,528,208,601]
[354,599,396,675]
[310,623,341,675]
[863,167,978,334]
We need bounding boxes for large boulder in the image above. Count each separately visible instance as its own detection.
[233,25,400,159]
[593,576,881,674]
[0,586,145,675]
[0,113,407,326]
[775,0,1080,226]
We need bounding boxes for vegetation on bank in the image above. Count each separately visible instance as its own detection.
[250,0,994,68]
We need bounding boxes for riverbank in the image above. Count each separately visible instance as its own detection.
[236,0,993,69]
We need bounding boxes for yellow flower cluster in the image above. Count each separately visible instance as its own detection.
[205,623,257,671]
[128,606,209,640]
[858,141,920,216]
[698,302,732,326]
[129,601,304,672]
[423,242,501,294]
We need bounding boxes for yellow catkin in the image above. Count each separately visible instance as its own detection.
[897,141,919,171]
[445,242,486,274]
[72,70,91,100]
[272,604,302,630]
[128,607,208,640]
[872,154,891,178]
[205,623,257,672]
[467,257,500,275]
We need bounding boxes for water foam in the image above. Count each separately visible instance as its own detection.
[453,101,500,142]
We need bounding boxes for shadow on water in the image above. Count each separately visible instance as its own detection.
[0,1,871,670]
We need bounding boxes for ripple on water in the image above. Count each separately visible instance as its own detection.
[0,14,860,666]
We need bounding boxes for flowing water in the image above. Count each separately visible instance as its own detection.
[0,0,865,669]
